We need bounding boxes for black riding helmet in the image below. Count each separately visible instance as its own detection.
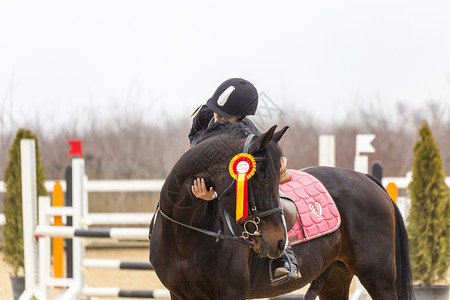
[206,78,258,118]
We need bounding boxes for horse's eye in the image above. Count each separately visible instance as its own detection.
[257,177,269,187]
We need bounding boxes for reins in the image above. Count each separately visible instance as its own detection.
[157,207,255,247]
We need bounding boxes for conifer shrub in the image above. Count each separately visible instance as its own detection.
[407,121,450,286]
[2,129,47,275]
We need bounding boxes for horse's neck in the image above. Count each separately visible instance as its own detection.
[171,199,209,226]
[159,141,236,234]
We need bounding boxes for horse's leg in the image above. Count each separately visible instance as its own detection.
[218,292,246,300]
[344,234,398,299]
[304,276,326,300]
[305,261,353,300]
[169,293,180,300]
[304,261,349,300]
[354,271,397,300]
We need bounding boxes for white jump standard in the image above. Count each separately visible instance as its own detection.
[19,146,169,300]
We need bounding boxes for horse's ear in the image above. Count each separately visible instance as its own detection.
[272,126,289,144]
[252,125,277,152]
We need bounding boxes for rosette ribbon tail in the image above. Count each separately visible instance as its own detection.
[236,173,249,221]
[229,153,256,222]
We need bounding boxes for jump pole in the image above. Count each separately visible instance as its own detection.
[34,226,150,240]
[83,259,153,270]
[82,287,170,298]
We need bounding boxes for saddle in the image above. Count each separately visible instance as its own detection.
[280,194,297,231]
[279,169,341,245]
[279,159,297,231]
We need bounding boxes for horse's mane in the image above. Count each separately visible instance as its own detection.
[194,121,252,144]
[195,121,282,184]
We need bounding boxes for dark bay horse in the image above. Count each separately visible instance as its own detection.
[150,123,413,300]
[150,122,290,299]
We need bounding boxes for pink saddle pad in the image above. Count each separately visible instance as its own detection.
[279,169,341,246]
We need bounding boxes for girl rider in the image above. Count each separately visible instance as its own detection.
[188,78,300,285]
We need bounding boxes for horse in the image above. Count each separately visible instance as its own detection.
[149,122,414,300]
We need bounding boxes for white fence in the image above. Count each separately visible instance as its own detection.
[18,148,170,300]
[3,175,450,227]
[4,174,447,227]
[1,179,164,226]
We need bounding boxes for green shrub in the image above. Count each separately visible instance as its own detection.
[2,129,47,275]
[407,121,450,285]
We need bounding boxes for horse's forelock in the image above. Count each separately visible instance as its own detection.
[260,140,283,184]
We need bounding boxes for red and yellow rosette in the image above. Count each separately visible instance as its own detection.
[229,153,256,221]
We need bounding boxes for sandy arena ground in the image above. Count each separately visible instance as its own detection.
[4,248,448,300]
[1,248,166,300]
[1,248,308,300]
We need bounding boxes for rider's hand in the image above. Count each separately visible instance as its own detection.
[191,178,217,201]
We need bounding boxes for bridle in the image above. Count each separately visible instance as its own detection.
[153,134,284,248]
[217,134,283,240]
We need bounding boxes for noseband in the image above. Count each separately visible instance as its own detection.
[153,133,284,247]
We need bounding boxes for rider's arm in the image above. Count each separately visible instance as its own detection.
[242,117,261,134]
[188,106,214,145]
[191,178,217,201]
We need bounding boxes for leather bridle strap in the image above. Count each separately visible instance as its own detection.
[239,132,284,223]
[216,179,235,202]
[243,134,258,217]
[239,205,283,223]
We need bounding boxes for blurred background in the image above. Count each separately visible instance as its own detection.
[1,0,450,181]
[1,0,450,209]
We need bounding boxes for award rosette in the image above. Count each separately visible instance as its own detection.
[229,153,256,221]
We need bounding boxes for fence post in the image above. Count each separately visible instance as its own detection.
[20,139,38,294]
[38,196,51,298]
[371,162,383,182]
[65,165,73,279]
[72,159,85,285]
[354,134,375,173]
[319,135,335,167]
[53,182,64,281]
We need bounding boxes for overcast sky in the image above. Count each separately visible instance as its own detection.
[1,0,450,130]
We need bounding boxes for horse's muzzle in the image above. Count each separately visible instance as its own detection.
[252,231,286,259]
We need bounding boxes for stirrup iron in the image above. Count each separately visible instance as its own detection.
[269,254,298,286]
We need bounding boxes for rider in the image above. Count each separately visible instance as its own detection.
[188,78,259,146]
[188,78,300,285]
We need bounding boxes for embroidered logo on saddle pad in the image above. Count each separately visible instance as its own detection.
[279,170,341,246]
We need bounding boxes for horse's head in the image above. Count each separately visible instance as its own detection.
[193,122,289,259]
